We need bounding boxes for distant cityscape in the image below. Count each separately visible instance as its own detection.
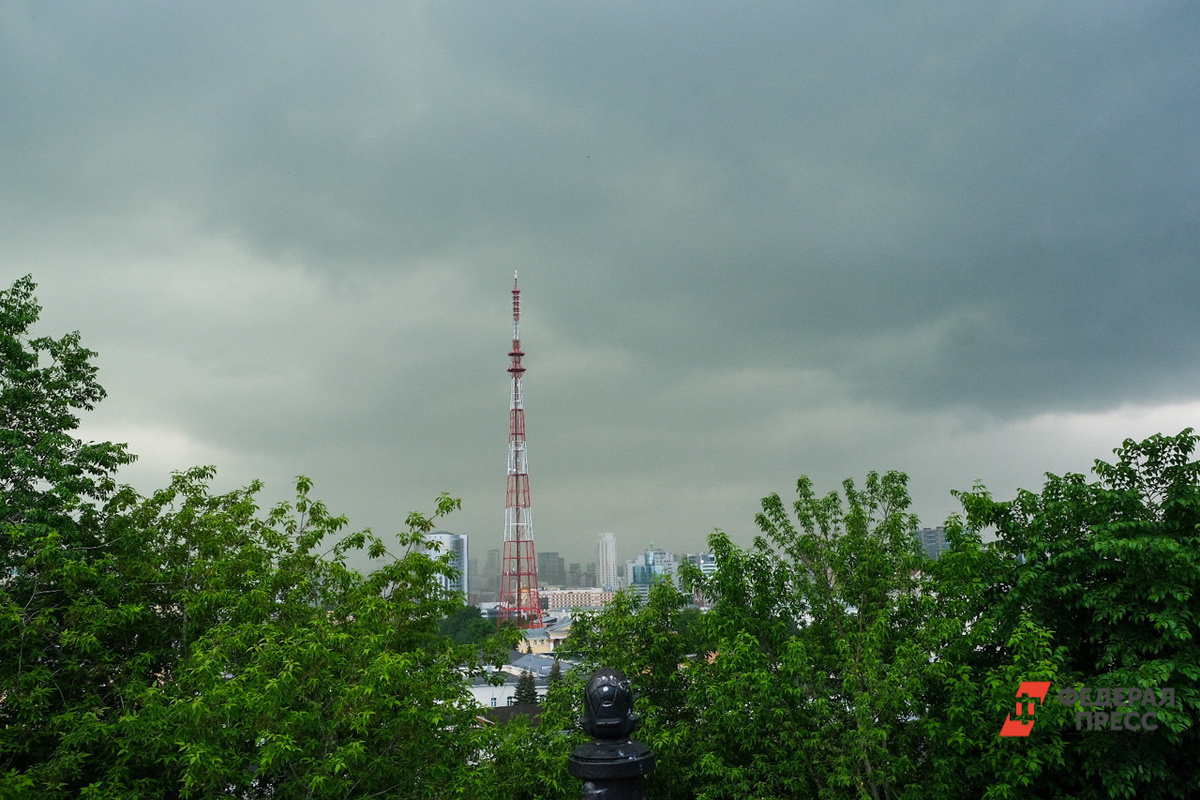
[418,525,953,709]
[421,526,950,615]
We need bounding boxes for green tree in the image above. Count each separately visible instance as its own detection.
[555,440,1200,799]
[466,668,586,800]
[567,472,946,800]
[134,472,490,799]
[0,275,146,796]
[514,669,538,706]
[4,457,495,798]
[689,470,939,800]
[0,276,135,527]
[440,604,501,646]
[934,430,1200,799]
[0,275,510,798]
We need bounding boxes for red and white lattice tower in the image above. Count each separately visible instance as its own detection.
[498,272,544,628]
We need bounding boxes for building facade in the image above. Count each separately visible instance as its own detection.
[538,551,567,587]
[626,546,679,598]
[541,587,617,610]
[596,532,618,590]
[423,531,469,602]
[918,527,949,560]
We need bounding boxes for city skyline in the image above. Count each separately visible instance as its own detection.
[4,4,1197,571]
[459,529,717,585]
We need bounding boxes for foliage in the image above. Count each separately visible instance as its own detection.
[514,670,539,707]
[0,274,512,799]
[675,471,942,800]
[465,668,586,800]
[0,276,136,526]
[567,454,1200,799]
[567,473,935,798]
[0,275,144,796]
[938,430,1200,800]
[141,473,493,799]
[3,459,493,798]
[440,604,504,646]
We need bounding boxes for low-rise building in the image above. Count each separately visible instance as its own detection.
[541,587,616,611]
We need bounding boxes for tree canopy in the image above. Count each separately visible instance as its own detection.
[0,277,511,798]
[565,439,1200,799]
[935,430,1200,799]
[514,670,539,707]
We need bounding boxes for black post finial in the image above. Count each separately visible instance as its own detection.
[568,668,656,800]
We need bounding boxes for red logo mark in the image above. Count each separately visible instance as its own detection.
[1000,681,1052,737]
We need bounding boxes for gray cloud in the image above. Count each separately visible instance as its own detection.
[3,1,1198,567]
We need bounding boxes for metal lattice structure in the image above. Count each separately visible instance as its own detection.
[498,272,544,628]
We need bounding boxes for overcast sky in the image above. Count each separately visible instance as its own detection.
[3,2,1198,571]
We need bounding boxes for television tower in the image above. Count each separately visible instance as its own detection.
[498,272,544,628]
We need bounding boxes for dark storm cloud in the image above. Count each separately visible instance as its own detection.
[7,3,1196,418]
[420,3,1199,415]
[2,2,1198,562]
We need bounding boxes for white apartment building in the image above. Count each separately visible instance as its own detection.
[596,531,618,590]
[423,531,468,602]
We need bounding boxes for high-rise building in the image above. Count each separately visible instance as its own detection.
[596,532,618,590]
[626,546,679,598]
[537,551,567,587]
[473,548,501,603]
[918,527,950,560]
[423,531,468,602]
[498,273,544,628]
[467,557,480,604]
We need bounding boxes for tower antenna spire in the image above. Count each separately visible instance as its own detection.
[498,272,544,628]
